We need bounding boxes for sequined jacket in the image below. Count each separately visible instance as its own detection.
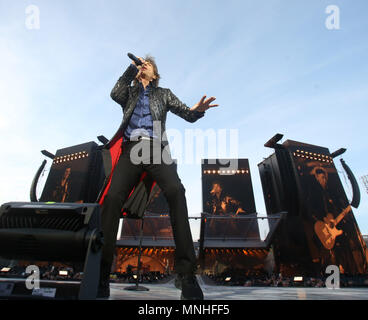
[106,64,204,149]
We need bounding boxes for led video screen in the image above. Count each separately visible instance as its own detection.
[40,142,99,203]
[201,159,260,240]
[288,142,368,274]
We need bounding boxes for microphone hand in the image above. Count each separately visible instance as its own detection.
[127,53,144,66]
[134,58,145,68]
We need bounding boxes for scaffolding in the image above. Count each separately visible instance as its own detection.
[361,175,368,195]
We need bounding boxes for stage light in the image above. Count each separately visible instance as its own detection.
[225,277,231,282]
[133,274,138,279]
[294,150,333,163]
[53,151,89,164]
[293,276,303,282]
[0,202,103,299]
[1,267,11,272]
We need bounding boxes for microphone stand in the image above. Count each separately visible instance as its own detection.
[124,217,149,291]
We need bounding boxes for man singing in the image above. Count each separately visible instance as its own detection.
[97,54,218,299]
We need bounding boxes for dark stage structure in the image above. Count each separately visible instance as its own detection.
[258,134,368,276]
[33,141,105,204]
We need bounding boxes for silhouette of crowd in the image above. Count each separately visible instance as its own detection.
[0,264,83,281]
[0,264,171,284]
[2,264,368,288]
[204,270,368,288]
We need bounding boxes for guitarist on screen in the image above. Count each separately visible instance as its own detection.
[307,165,358,273]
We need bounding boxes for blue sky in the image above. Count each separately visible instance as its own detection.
[0,0,367,241]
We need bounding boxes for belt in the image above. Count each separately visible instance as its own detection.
[123,135,156,144]
[137,136,153,141]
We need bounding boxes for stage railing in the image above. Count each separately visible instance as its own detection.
[117,211,286,248]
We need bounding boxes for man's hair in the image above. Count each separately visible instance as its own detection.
[134,54,160,88]
[212,180,222,187]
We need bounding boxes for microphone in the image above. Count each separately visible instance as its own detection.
[127,53,143,66]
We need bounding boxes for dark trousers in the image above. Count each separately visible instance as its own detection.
[100,139,197,276]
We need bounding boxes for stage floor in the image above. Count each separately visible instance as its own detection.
[1,276,367,300]
[108,276,368,300]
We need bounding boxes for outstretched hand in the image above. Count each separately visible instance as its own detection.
[191,95,219,112]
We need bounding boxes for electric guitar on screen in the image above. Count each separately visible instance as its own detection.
[314,205,351,250]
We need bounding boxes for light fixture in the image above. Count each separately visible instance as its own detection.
[1,267,11,272]
[53,150,89,165]
[294,150,333,163]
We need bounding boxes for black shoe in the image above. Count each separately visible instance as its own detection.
[97,264,111,299]
[175,274,182,290]
[97,280,110,299]
[180,275,204,300]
